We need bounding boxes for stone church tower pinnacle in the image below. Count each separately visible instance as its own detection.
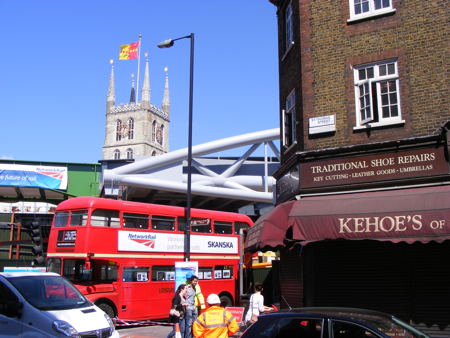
[102,55,170,160]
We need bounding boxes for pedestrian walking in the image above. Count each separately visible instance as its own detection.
[244,282,273,326]
[193,293,239,338]
[167,284,187,338]
[184,274,199,338]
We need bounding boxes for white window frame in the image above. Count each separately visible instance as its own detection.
[348,0,395,22]
[282,89,296,148]
[284,2,294,52]
[353,60,403,129]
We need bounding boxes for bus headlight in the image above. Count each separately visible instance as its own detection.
[104,312,115,334]
[52,320,80,337]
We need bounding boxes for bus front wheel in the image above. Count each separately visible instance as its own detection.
[97,302,115,318]
[219,295,233,307]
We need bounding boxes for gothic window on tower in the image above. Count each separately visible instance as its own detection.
[353,59,403,129]
[126,148,133,159]
[128,118,134,140]
[152,121,157,143]
[151,151,157,156]
[156,125,164,145]
[116,120,122,141]
[282,89,296,148]
[113,149,120,159]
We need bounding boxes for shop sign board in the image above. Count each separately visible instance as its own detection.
[300,146,449,188]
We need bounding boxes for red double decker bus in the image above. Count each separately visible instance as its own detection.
[46,197,252,321]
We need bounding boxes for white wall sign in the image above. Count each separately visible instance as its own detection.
[309,115,336,135]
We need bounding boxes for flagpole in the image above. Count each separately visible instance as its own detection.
[136,33,142,103]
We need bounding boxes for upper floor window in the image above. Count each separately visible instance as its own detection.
[113,149,120,159]
[353,60,402,128]
[126,148,133,159]
[116,120,122,141]
[282,89,296,148]
[349,0,394,21]
[127,118,134,139]
[284,2,294,52]
[91,209,120,227]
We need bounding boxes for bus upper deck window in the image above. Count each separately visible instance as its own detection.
[178,217,211,233]
[151,216,175,231]
[70,210,88,226]
[191,218,211,233]
[235,222,251,235]
[214,221,233,234]
[91,209,120,227]
[54,212,69,227]
[123,213,149,229]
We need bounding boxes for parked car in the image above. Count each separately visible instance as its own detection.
[240,307,429,338]
[0,271,119,337]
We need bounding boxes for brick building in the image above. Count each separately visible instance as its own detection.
[246,0,449,335]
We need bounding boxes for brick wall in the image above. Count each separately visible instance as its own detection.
[275,0,449,154]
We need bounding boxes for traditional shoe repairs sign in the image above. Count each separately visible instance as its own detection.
[300,146,449,188]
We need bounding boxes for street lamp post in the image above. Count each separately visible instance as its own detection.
[158,33,194,262]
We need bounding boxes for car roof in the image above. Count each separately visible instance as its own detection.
[0,271,59,278]
[275,307,393,318]
[260,307,396,325]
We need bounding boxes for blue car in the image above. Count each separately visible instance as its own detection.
[240,307,429,338]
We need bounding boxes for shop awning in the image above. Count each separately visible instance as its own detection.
[245,185,450,251]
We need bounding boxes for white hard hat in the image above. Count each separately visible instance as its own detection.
[206,293,221,305]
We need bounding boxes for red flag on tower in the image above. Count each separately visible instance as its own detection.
[119,41,139,60]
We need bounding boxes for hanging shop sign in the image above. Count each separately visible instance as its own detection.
[300,146,449,188]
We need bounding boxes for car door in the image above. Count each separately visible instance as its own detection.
[0,280,23,337]
[273,316,324,337]
[331,320,384,338]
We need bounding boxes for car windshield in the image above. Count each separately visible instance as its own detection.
[7,275,90,311]
[319,310,430,338]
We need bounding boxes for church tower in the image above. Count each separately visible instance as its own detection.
[102,54,170,160]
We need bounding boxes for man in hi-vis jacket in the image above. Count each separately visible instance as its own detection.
[193,294,239,338]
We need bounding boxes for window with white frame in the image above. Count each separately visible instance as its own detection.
[282,90,296,148]
[284,2,294,52]
[353,60,401,128]
[349,0,394,20]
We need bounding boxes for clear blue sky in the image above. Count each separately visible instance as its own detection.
[1,1,279,163]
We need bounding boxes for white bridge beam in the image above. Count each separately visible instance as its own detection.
[102,128,280,204]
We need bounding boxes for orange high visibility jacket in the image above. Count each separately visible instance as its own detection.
[192,306,239,338]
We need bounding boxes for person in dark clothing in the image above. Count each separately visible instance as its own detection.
[167,284,187,338]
